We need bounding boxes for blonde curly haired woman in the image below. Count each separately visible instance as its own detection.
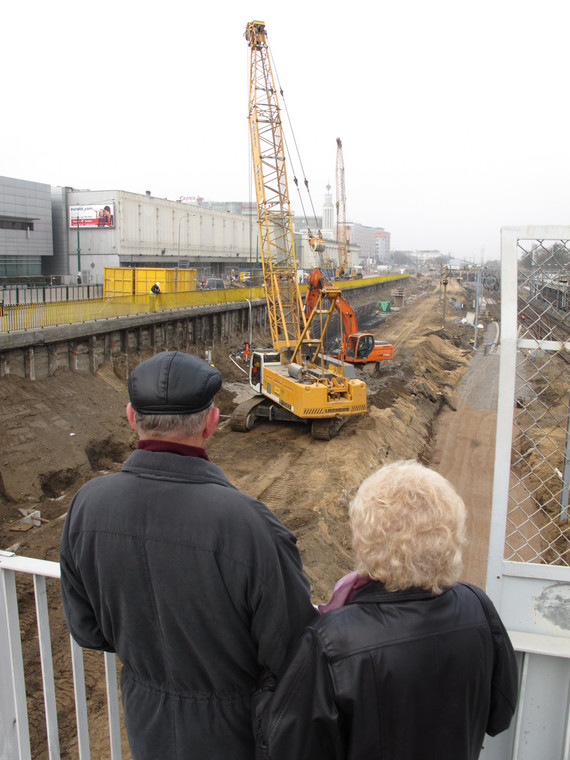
[255,460,518,760]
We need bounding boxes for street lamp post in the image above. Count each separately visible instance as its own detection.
[473,267,482,350]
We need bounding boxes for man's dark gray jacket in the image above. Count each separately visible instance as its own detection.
[60,449,317,759]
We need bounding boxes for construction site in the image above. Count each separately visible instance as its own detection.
[0,271,490,757]
[4,240,570,758]
[1,17,570,760]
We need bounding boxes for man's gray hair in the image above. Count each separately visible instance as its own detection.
[134,404,212,438]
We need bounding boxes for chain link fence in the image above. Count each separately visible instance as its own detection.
[507,239,570,565]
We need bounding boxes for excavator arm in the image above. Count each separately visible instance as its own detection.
[304,268,393,364]
[305,268,357,354]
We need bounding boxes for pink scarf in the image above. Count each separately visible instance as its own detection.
[318,571,370,614]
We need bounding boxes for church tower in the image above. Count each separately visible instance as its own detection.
[322,183,334,240]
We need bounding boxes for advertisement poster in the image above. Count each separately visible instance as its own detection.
[69,204,114,228]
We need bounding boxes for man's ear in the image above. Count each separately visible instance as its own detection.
[126,402,138,432]
[203,406,220,440]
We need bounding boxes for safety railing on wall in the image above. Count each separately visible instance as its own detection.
[0,287,266,333]
[1,284,104,305]
[0,274,407,334]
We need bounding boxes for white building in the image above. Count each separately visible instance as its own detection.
[1,176,389,284]
[55,188,257,284]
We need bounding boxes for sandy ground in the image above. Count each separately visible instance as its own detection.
[430,331,500,589]
[0,274,496,758]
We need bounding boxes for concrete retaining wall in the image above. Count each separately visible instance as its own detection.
[0,277,401,380]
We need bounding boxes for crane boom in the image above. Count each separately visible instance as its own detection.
[336,137,349,276]
[245,21,303,352]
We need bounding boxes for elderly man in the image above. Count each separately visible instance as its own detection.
[60,351,316,760]
[255,460,518,760]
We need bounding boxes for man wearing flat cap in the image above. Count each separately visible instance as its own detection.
[60,351,317,760]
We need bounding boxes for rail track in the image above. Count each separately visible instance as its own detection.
[518,291,570,358]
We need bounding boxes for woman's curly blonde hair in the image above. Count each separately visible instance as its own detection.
[349,460,467,594]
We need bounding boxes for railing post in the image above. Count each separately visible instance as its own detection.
[0,561,31,759]
[33,574,61,758]
[0,570,19,759]
[70,638,91,759]
[104,653,123,759]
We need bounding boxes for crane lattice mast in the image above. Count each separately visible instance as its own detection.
[336,137,349,275]
[245,20,304,353]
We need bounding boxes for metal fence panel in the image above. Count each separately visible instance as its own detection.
[483,226,570,760]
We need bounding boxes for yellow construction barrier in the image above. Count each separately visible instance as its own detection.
[0,287,265,333]
[104,267,197,296]
[335,273,405,290]
[0,274,407,333]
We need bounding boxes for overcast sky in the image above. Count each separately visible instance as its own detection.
[3,0,569,262]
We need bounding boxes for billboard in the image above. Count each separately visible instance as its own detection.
[69,203,114,228]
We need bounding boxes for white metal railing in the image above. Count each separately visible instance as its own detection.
[0,551,124,760]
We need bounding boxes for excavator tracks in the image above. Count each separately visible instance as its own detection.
[230,394,346,441]
[310,417,346,440]
[229,395,265,432]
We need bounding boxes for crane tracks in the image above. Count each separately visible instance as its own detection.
[243,437,312,510]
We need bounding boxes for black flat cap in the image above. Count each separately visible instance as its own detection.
[128,351,222,415]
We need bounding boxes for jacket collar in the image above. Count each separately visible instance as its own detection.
[121,448,233,488]
[349,580,444,605]
[137,439,209,460]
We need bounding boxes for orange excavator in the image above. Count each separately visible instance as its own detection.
[304,268,393,365]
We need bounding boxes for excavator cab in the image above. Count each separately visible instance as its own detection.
[250,353,262,392]
[345,335,358,360]
[249,349,280,393]
[356,334,375,359]
[346,333,378,362]
[346,334,373,360]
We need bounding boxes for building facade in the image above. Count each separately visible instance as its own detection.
[0,177,390,283]
[62,189,258,284]
[321,185,390,270]
[375,229,391,262]
[347,223,384,268]
[0,176,54,278]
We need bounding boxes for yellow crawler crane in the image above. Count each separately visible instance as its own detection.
[231,21,367,440]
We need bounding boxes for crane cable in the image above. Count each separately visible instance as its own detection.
[268,46,323,236]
